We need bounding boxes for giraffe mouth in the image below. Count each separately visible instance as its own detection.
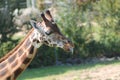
[66,48,74,54]
[70,48,74,54]
[64,45,74,54]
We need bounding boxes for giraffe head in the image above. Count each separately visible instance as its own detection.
[30,10,74,53]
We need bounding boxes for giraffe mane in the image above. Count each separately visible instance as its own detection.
[0,28,34,63]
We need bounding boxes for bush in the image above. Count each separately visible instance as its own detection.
[0,41,16,58]
[56,0,120,58]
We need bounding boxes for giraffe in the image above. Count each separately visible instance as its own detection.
[0,10,74,80]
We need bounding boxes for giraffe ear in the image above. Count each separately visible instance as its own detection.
[30,20,45,34]
[41,13,49,22]
[30,20,39,29]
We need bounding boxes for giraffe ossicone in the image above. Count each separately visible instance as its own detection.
[0,10,74,80]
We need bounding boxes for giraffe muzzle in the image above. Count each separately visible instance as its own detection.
[64,44,74,54]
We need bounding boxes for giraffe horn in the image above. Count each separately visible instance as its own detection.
[45,10,53,21]
[41,12,48,22]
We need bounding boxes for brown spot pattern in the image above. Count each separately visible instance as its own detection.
[0,62,6,69]
[11,60,18,68]
[18,49,23,57]
[14,68,23,79]
[23,57,31,64]
[29,45,34,54]
[48,39,51,43]
[8,54,16,63]
[53,44,57,47]
[44,41,49,45]
[40,37,43,41]
[24,39,31,49]
[0,68,8,77]
[7,76,11,80]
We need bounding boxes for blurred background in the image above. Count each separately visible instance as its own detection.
[0,0,120,68]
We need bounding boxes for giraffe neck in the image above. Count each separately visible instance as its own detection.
[0,28,40,80]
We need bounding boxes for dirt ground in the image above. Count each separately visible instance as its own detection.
[56,63,120,80]
[79,64,120,80]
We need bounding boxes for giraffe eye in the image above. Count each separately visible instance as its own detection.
[45,30,53,35]
[52,22,55,24]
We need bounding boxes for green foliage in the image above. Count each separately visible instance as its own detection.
[0,41,16,58]
[30,45,56,67]
[0,0,26,57]
[57,0,120,58]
